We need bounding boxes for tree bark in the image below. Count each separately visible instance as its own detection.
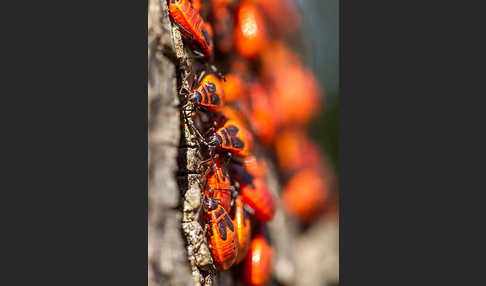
[148,0,191,284]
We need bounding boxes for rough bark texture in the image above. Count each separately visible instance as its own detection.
[148,0,190,284]
[149,0,211,285]
[148,1,338,285]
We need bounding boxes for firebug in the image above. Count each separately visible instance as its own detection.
[202,157,233,212]
[203,197,239,270]
[183,72,225,112]
[245,82,276,144]
[269,65,320,126]
[243,228,274,286]
[232,195,252,264]
[281,168,330,223]
[169,0,213,58]
[234,2,267,59]
[208,119,254,158]
[230,164,275,222]
[253,0,300,36]
[274,128,321,175]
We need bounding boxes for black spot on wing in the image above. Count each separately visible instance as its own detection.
[221,129,230,146]
[202,87,209,104]
[231,137,244,149]
[224,214,234,232]
[226,125,239,136]
[231,164,255,189]
[242,170,256,189]
[217,219,227,240]
[210,93,220,105]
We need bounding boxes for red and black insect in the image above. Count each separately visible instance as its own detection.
[179,69,227,146]
[281,167,331,223]
[234,1,267,59]
[202,157,234,212]
[243,227,274,286]
[230,163,275,222]
[244,82,277,145]
[203,197,239,270]
[182,71,225,113]
[208,119,254,158]
[232,195,252,264]
[168,0,213,58]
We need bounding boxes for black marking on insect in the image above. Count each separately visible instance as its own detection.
[224,214,234,232]
[174,21,194,40]
[202,88,209,103]
[221,129,230,146]
[236,166,256,189]
[217,219,227,240]
[202,28,211,46]
[226,125,239,136]
[210,93,220,105]
[231,137,244,149]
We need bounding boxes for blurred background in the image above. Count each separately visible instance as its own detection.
[296,0,339,173]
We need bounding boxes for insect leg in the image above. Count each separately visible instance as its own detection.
[193,175,208,223]
[203,126,215,137]
[180,73,193,94]
[214,188,233,192]
[186,118,209,146]
[192,50,206,58]
[181,109,202,148]
[243,204,256,216]
[230,186,238,208]
[197,70,207,85]
[199,151,218,166]
[210,64,226,81]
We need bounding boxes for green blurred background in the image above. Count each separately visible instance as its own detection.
[296,0,339,174]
